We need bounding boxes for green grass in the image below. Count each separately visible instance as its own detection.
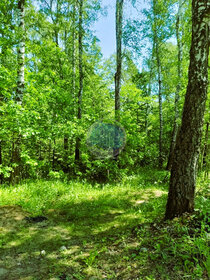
[0,168,209,280]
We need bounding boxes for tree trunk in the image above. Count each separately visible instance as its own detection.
[152,0,163,168]
[114,0,124,160]
[72,2,76,113]
[10,137,22,185]
[157,55,163,168]
[165,0,209,220]
[145,70,152,136]
[166,0,182,170]
[166,123,179,170]
[16,0,25,103]
[0,45,5,184]
[69,1,76,162]
[52,138,56,170]
[48,139,51,163]
[75,0,83,162]
[11,0,25,184]
[115,0,123,122]
[199,122,209,174]
[143,70,152,160]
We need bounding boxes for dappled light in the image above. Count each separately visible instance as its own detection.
[0,170,209,279]
[0,0,209,278]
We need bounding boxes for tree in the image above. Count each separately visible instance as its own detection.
[166,0,183,170]
[16,0,25,103]
[63,1,77,165]
[75,0,83,162]
[151,0,164,168]
[10,0,25,184]
[143,0,174,168]
[165,0,209,220]
[115,0,124,122]
[114,0,124,160]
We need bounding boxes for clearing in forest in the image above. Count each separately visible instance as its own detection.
[0,170,209,280]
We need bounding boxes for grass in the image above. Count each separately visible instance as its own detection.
[0,168,209,280]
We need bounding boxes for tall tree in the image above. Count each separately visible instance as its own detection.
[152,0,163,168]
[63,1,77,158]
[166,0,183,170]
[113,0,124,160]
[10,0,25,184]
[142,0,175,167]
[115,0,124,122]
[71,1,76,116]
[0,0,16,183]
[16,0,25,103]
[165,0,209,219]
[75,0,83,162]
[65,1,76,158]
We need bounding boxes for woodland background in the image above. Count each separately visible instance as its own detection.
[1,0,208,185]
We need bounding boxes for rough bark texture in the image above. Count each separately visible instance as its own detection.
[115,0,123,122]
[166,123,179,170]
[165,0,209,220]
[75,0,83,162]
[166,0,183,170]
[16,0,25,103]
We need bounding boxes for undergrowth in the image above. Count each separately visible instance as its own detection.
[0,168,209,280]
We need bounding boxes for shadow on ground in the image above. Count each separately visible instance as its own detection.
[0,188,169,280]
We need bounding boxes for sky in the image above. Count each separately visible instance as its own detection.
[92,0,148,60]
[92,0,116,59]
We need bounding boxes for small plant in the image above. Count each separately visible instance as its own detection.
[48,170,64,180]
[84,248,99,267]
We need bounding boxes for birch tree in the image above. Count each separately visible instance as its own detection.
[75,0,83,162]
[113,0,124,160]
[115,0,124,122]
[143,0,173,168]
[10,0,25,184]
[165,0,209,219]
[166,0,183,170]
[16,0,25,103]
[152,0,163,168]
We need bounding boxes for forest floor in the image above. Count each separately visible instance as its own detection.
[0,169,209,280]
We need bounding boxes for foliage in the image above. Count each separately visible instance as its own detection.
[0,0,209,278]
[0,0,206,184]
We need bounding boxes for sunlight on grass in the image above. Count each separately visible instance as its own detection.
[0,170,168,220]
[0,170,209,280]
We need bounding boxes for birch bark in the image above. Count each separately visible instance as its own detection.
[165,0,209,219]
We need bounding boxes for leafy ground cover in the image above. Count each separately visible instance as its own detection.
[0,169,209,280]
